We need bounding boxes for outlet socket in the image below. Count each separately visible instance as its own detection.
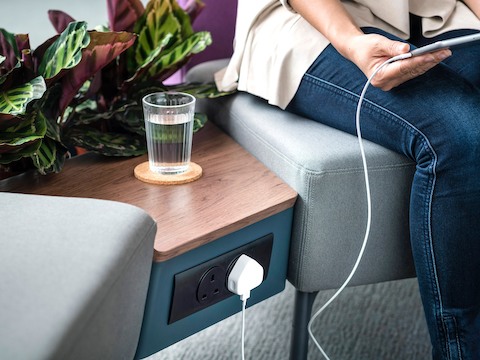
[168,233,273,324]
[196,265,229,303]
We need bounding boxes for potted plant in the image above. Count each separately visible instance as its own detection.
[0,0,226,177]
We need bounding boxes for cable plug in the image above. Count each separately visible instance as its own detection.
[227,254,264,301]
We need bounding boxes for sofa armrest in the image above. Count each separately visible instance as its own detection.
[0,192,157,360]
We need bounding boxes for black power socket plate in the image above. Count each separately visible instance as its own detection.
[168,233,273,324]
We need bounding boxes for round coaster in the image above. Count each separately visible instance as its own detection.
[134,162,202,185]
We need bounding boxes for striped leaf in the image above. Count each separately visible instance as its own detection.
[147,31,211,79]
[0,109,46,142]
[133,0,180,69]
[31,136,66,174]
[65,127,146,156]
[107,0,145,32]
[122,33,172,88]
[0,110,47,166]
[0,141,41,164]
[67,100,136,128]
[38,21,90,79]
[0,28,20,69]
[171,0,194,38]
[0,77,46,115]
[0,113,24,131]
[58,31,136,114]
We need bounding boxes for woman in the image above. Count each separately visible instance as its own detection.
[217,1,480,359]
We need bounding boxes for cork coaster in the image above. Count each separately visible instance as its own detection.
[134,162,202,185]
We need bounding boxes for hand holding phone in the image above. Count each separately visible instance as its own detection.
[409,33,480,57]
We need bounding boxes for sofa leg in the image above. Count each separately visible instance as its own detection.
[290,289,318,360]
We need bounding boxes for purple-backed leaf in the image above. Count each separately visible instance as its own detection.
[16,34,34,74]
[15,34,31,53]
[58,31,137,114]
[48,10,76,34]
[0,113,23,131]
[0,28,19,70]
[107,0,145,32]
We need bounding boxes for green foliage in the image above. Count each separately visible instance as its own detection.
[0,77,46,115]
[0,0,231,176]
[38,22,90,80]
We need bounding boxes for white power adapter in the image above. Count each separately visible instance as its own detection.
[227,254,265,360]
[227,254,264,301]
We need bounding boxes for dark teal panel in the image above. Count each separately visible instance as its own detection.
[135,208,293,359]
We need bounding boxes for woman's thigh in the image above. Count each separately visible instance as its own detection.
[285,27,480,358]
[285,27,480,169]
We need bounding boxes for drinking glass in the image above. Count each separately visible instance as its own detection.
[142,92,196,174]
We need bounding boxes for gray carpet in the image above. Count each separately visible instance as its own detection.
[147,278,431,359]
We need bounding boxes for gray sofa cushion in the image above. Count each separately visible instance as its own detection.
[0,193,156,360]
[188,60,417,292]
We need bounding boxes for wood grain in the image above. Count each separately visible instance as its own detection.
[0,123,297,262]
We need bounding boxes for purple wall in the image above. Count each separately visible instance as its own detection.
[188,0,237,67]
[166,0,237,84]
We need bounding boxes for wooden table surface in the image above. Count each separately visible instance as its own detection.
[0,123,297,262]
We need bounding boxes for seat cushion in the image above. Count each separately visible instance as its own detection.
[0,193,156,360]
[188,60,417,292]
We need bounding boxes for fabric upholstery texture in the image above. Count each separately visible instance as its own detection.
[0,193,157,360]
[188,60,417,292]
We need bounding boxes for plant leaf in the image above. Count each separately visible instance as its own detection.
[193,112,206,132]
[65,100,136,128]
[0,109,47,166]
[64,126,146,156]
[133,0,181,69]
[168,81,234,98]
[30,136,67,174]
[0,28,20,70]
[58,30,136,114]
[38,21,90,80]
[147,31,211,80]
[48,10,76,34]
[0,113,24,131]
[0,109,47,140]
[107,0,145,32]
[0,60,21,89]
[15,34,31,53]
[0,76,46,115]
[121,33,172,89]
[0,141,41,164]
[171,0,194,38]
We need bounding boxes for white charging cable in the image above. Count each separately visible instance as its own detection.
[308,53,411,360]
[227,254,265,360]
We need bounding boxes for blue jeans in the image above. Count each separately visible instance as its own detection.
[286,28,480,360]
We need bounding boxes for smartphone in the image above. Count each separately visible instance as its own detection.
[409,33,480,57]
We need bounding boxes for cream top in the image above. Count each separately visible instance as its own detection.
[215,0,480,109]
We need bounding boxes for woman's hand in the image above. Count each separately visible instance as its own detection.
[289,0,452,91]
[343,33,452,90]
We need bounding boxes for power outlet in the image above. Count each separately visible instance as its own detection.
[168,233,273,324]
[196,265,229,303]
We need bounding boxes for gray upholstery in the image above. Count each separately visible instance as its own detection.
[188,60,417,293]
[0,192,157,360]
